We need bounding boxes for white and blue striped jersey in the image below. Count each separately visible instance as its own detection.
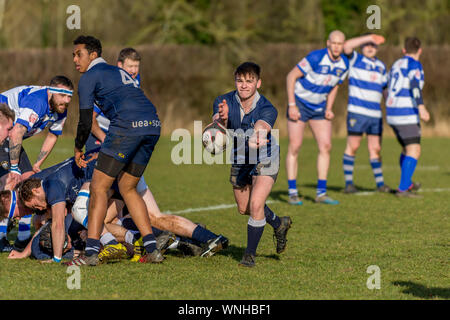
[347,51,388,118]
[0,86,67,137]
[94,73,141,132]
[295,48,349,111]
[386,56,424,125]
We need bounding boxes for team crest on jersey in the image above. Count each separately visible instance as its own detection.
[349,118,357,127]
[1,161,8,170]
[335,69,343,77]
[320,66,330,74]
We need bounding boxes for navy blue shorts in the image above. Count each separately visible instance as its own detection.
[287,99,325,122]
[347,112,383,136]
[101,133,159,166]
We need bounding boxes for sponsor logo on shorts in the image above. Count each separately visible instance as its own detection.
[118,153,125,159]
[131,119,161,128]
[350,118,357,127]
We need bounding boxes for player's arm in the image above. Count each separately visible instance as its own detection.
[50,201,66,262]
[343,34,385,55]
[8,227,42,259]
[8,123,28,182]
[410,78,430,122]
[213,98,229,127]
[248,120,272,149]
[90,111,106,143]
[32,132,58,173]
[74,75,96,167]
[325,85,339,120]
[286,66,303,121]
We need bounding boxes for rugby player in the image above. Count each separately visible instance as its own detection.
[72,35,163,265]
[386,37,430,197]
[213,62,292,267]
[341,33,391,193]
[0,77,73,252]
[286,30,349,205]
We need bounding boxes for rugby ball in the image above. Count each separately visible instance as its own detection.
[202,121,229,155]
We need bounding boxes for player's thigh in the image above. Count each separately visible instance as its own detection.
[287,119,306,152]
[90,167,116,193]
[309,119,332,151]
[122,135,160,178]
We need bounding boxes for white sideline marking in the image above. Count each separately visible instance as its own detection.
[355,188,450,196]
[163,200,280,215]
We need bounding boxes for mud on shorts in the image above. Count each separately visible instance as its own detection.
[229,156,279,188]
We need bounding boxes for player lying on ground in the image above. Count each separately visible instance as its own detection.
[213,62,292,267]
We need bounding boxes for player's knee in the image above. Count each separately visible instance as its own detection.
[319,141,332,153]
[72,192,89,228]
[288,141,302,155]
[249,200,264,216]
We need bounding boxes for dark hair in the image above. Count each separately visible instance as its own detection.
[49,75,74,90]
[73,35,102,57]
[18,178,42,203]
[404,37,421,54]
[118,47,141,63]
[0,103,15,123]
[39,221,69,254]
[0,190,12,219]
[234,62,261,79]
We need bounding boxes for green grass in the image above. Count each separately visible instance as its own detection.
[0,136,449,300]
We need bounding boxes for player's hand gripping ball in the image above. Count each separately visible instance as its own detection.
[202,121,230,155]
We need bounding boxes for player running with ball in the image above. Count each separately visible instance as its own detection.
[213,62,292,267]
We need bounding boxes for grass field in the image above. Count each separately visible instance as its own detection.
[0,135,449,300]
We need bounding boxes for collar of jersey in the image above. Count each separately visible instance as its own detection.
[87,57,107,71]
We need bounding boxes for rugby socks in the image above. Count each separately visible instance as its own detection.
[288,179,298,197]
[399,153,406,168]
[343,154,355,186]
[17,215,32,241]
[398,156,418,192]
[142,233,157,253]
[0,218,7,243]
[316,179,327,198]
[100,232,118,246]
[264,205,281,229]
[192,225,218,244]
[85,238,101,257]
[245,217,266,256]
[370,158,385,188]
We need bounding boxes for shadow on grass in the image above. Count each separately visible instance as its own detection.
[218,245,280,263]
[393,281,450,299]
[269,190,316,203]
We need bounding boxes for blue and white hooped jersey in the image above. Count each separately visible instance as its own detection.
[295,48,349,111]
[94,73,141,133]
[0,86,67,138]
[347,51,388,118]
[213,90,279,165]
[386,56,424,125]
